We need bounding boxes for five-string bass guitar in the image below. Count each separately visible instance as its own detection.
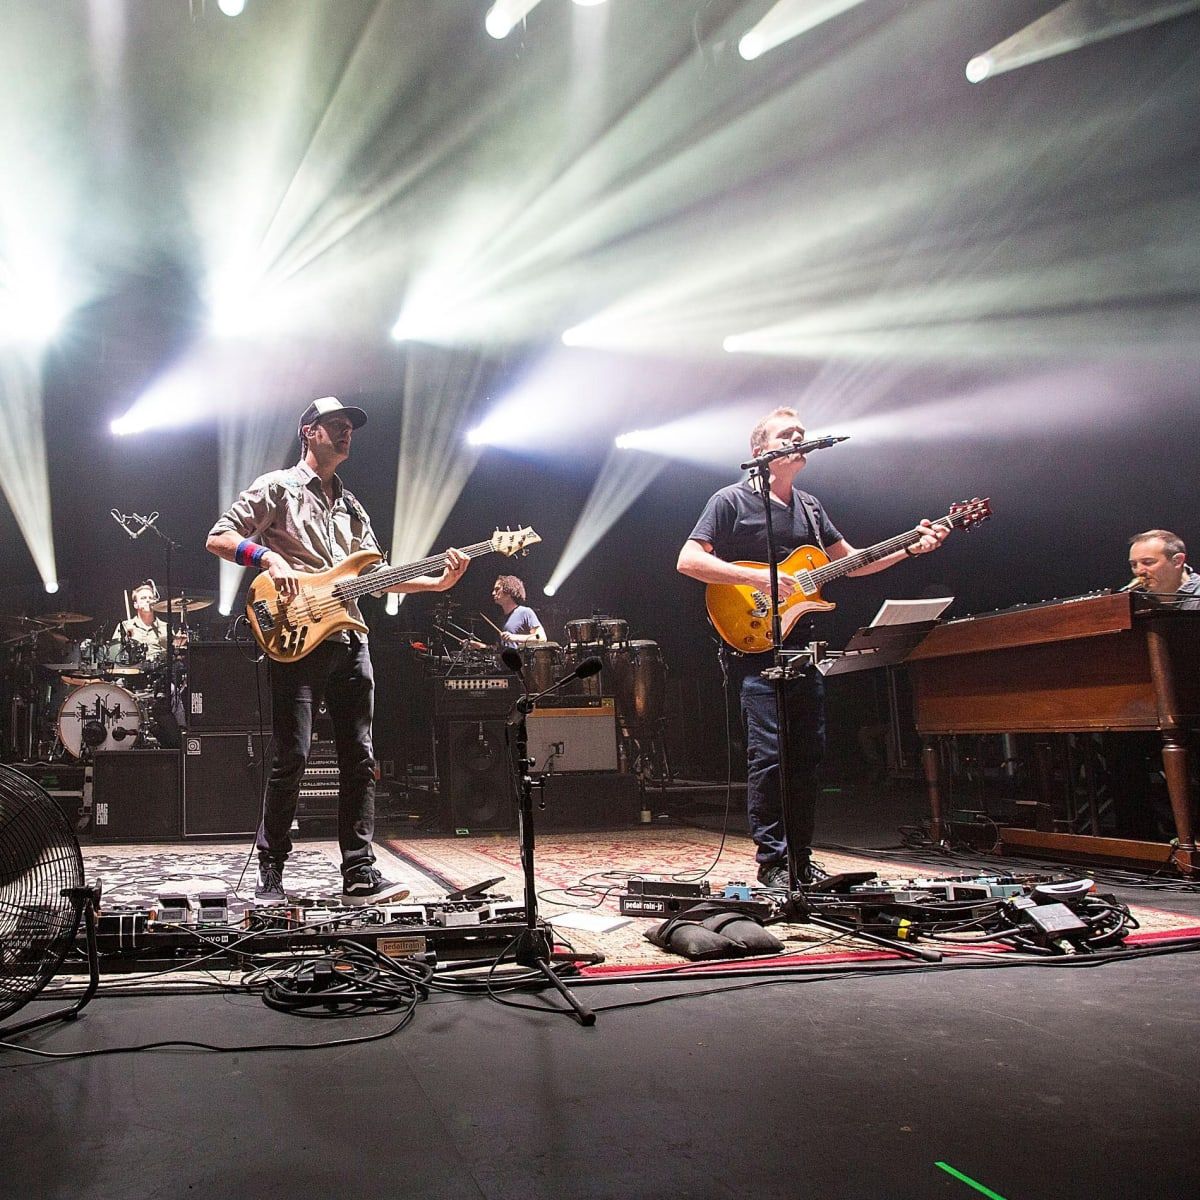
[247,526,541,663]
[706,498,992,654]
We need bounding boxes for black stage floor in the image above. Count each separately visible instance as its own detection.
[4,781,1199,1200]
[4,954,1199,1200]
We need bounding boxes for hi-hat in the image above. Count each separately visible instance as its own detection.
[40,611,93,625]
[152,595,213,614]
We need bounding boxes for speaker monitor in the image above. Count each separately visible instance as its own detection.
[539,772,641,830]
[527,699,619,774]
[91,749,181,842]
[186,642,272,731]
[183,731,273,836]
[437,718,517,833]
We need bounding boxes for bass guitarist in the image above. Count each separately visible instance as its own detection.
[676,406,948,888]
[206,396,470,905]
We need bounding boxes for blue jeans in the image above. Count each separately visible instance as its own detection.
[257,634,377,876]
[725,651,826,867]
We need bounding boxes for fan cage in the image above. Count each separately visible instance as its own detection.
[0,764,86,1022]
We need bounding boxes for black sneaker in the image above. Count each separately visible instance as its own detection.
[798,859,829,887]
[340,866,411,907]
[256,861,286,905]
[756,862,791,890]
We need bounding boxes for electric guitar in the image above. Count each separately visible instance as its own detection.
[705,498,992,654]
[247,527,541,663]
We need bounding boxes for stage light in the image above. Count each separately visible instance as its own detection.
[387,344,487,611]
[0,346,59,594]
[218,599,233,617]
[572,0,609,7]
[543,583,557,597]
[44,580,59,595]
[964,55,992,83]
[385,594,399,616]
[962,0,1200,82]
[485,0,545,40]
[217,0,246,16]
[544,447,666,596]
[737,0,868,62]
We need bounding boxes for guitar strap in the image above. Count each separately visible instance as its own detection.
[795,489,825,550]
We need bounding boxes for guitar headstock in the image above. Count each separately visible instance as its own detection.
[948,497,993,531]
[491,526,542,557]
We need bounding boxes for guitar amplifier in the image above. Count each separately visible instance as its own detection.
[527,699,619,774]
[433,675,518,718]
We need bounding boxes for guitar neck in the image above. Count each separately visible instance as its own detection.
[334,540,496,601]
[806,512,957,589]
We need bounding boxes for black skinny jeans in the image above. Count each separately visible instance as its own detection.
[256,634,376,874]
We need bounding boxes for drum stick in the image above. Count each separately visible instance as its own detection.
[124,590,131,622]
[478,612,505,636]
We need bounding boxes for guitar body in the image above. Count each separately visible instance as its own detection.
[246,550,381,663]
[706,544,836,655]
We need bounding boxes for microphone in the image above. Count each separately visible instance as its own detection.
[790,435,849,456]
[740,435,848,471]
[500,648,524,675]
[111,510,139,540]
[572,655,603,679]
[1119,578,1146,592]
[132,512,160,539]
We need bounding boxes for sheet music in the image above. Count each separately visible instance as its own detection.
[869,597,954,627]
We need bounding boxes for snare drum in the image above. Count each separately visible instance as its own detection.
[523,642,563,694]
[56,681,142,758]
[563,618,599,647]
[606,639,667,728]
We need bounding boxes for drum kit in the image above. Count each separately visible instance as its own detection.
[1,595,212,762]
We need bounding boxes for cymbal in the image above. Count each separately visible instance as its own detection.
[152,596,213,614]
[40,611,92,625]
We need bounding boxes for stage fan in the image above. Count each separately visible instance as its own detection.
[0,763,99,1037]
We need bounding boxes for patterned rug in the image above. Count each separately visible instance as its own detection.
[80,840,433,906]
[384,827,1200,973]
[78,829,1200,973]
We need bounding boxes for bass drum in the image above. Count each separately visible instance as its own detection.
[57,681,142,758]
[604,640,667,729]
[522,642,563,694]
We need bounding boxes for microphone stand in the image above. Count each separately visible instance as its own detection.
[124,512,182,719]
[501,653,604,1025]
[739,444,809,895]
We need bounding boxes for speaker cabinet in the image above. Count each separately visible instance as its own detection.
[539,772,641,830]
[527,699,619,773]
[182,732,273,836]
[436,718,517,833]
[186,642,272,731]
[91,750,181,842]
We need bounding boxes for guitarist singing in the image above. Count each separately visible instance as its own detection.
[676,406,948,889]
[206,396,470,906]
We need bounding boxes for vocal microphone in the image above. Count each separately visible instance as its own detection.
[501,648,524,676]
[1119,578,1146,592]
[740,435,849,471]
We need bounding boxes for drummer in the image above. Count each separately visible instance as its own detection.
[110,582,173,663]
[491,575,547,647]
